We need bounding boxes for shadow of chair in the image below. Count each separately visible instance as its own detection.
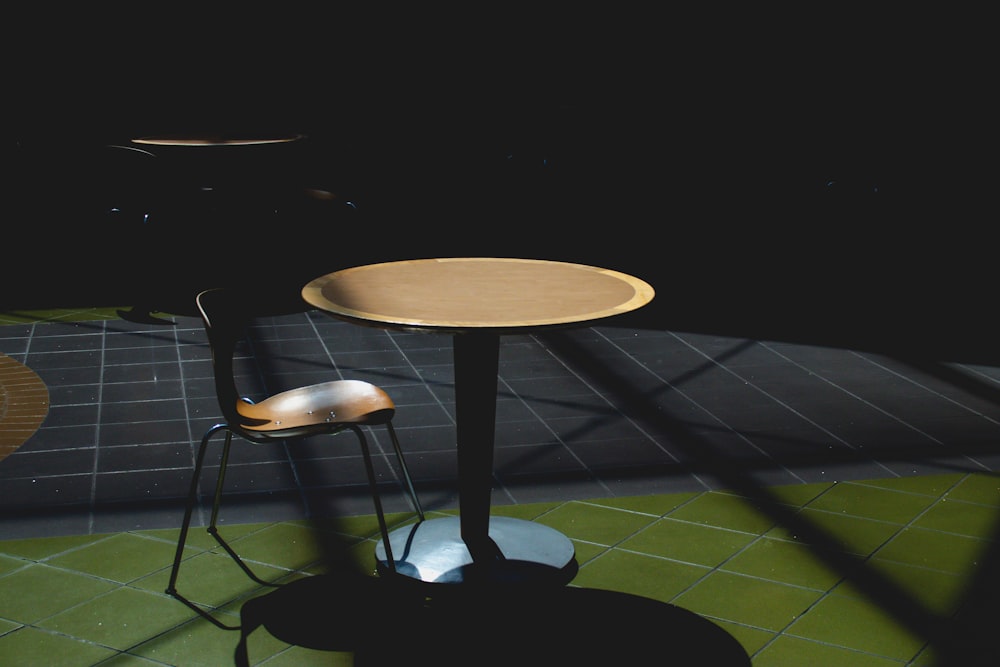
[166,287,424,629]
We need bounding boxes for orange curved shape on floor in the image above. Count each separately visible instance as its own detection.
[0,354,49,462]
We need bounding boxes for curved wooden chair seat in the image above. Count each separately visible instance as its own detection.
[233,380,395,433]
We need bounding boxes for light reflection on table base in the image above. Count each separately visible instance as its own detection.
[375,516,577,585]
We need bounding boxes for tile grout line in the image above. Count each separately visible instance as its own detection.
[87,321,109,535]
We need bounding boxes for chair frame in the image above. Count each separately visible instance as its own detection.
[166,288,424,629]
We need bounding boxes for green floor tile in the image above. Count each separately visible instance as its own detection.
[906,645,942,666]
[946,472,1000,506]
[136,549,286,607]
[92,653,169,665]
[672,570,823,632]
[0,308,123,325]
[619,517,756,567]
[490,501,563,521]
[0,533,105,561]
[534,501,657,545]
[587,492,698,515]
[46,533,177,583]
[572,548,709,602]
[129,614,280,667]
[0,564,118,624]
[760,482,834,508]
[753,634,904,666]
[260,644,354,666]
[873,526,992,574]
[784,592,927,662]
[343,538,387,575]
[721,536,848,590]
[0,626,117,667]
[766,508,904,555]
[668,491,778,534]
[836,558,968,616]
[570,540,607,565]
[221,523,327,571]
[37,587,195,652]
[912,497,1000,538]
[711,619,775,657]
[806,481,938,523]
[145,522,269,553]
[0,554,24,577]
[861,473,964,498]
[309,513,407,541]
[2,472,999,665]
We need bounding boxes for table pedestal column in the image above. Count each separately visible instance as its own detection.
[374,332,576,583]
[453,331,502,560]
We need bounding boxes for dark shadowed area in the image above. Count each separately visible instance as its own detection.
[5,8,992,357]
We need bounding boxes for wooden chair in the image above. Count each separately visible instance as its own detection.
[166,287,424,628]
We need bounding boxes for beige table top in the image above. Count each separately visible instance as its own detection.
[131,133,304,147]
[301,257,655,334]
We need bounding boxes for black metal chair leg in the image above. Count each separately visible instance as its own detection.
[204,431,280,588]
[385,422,425,522]
[167,424,223,594]
[166,423,240,630]
[352,425,398,572]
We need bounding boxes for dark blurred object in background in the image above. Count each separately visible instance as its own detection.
[4,7,990,347]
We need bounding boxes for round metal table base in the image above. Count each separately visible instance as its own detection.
[375,516,577,584]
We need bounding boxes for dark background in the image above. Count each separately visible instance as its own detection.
[4,7,992,357]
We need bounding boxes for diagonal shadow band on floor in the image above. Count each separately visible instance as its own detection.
[538,329,998,658]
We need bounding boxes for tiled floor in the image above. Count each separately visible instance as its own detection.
[1,305,1000,665]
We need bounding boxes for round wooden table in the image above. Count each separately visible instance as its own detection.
[131,133,304,147]
[302,257,655,583]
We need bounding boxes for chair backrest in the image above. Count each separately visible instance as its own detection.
[196,288,254,428]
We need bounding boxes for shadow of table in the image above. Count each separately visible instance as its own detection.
[236,573,751,666]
